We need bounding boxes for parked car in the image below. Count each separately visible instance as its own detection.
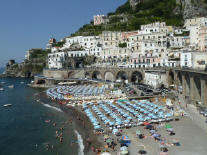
[203,111,207,117]
[199,107,207,115]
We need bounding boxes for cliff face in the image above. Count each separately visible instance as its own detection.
[178,0,207,19]
[129,0,207,19]
[5,63,45,77]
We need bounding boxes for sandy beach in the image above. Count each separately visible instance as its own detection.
[35,89,207,155]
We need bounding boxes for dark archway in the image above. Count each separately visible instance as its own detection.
[85,72,90,79]
[25,72,31,78]
[92,71,102,80]
[131,71,143,84]
[177,72,182,86]
[185,74,190,96]
[116,71,128,82]
[68,71,74,78]
[194,76,201,100]
[169,70,175,85]
[75,62,83,68]
[36,79,46,84]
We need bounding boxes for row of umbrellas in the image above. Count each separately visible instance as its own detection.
[46,85,105,99]
[117,99,173,122]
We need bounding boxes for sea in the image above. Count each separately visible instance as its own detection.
[0,68,83,155]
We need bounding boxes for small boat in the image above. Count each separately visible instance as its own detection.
[8,85,14,88]
[45,120,51,123]
[20,82,24,84]
[1,82,5,84]
[3,104,12,107]
[0,88,4,91]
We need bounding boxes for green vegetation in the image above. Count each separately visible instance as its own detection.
[83,55,97,66]
[30,49,50,59]
[174,31,190,36]
[72,0,184,36]
[119,43,127,48]
[53,40,66,47]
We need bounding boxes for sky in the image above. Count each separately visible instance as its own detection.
[0,0,126,67]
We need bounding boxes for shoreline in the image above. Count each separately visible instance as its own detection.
[34,91,103,155]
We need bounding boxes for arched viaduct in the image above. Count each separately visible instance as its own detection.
[84,67,145,83]
[166,68,207,106]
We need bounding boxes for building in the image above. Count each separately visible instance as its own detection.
[144,72,167,88]
[189,26,200,48]
[25,48,43,60]
[180,51,207,70]
[169,36,186,49]
[46,38,56,49]
[48,52,67,69]
[140,22,169,34]
[184,17,207,29]
[94,15,108,25]
[198,26,207,52]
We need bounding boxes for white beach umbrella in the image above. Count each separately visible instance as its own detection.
[101,152,111,155]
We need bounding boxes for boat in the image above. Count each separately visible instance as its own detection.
[20,82,24,84]
[0,88,4,91]
[45,120,51,123]
[3,104,12,107]
[8,85,14,88]
[0,82,5,84]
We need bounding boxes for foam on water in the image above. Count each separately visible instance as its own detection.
[75,130,84,155]
[43,104,63,112]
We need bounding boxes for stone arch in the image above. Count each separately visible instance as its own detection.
[104,71,115,82]
[177,72,182,86]
[36,79,46,84]
[168,70,175,85]
[131,71,143,84]
[68,71,74,78]
[185,74,190,96]
[85,72,90,78]
[116,71,128,82]
[92,71,102,80]
[194,76,201,100]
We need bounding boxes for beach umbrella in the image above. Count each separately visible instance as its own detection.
[104,135,109,139]
[143,122,150,125]
[165,124,172,129]
[122,135,129,141]
[150,130,156,134]
[136,130,141,135]
[106,138,112,143]
[101,152,111,155]
[121,150,128,155]
[120,146,128,151]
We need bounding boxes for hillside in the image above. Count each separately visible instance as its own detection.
[71,0,207,36]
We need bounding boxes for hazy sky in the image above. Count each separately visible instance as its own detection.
[0,0,126,67]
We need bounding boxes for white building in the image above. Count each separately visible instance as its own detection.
[184,17,207,29]
[189,26,200,48]
[180,51,207,70]
[144,72,167,88]
[67,50,89,57]
[94,15,108,25]
[169,36,186,48]
[48,52,67,69]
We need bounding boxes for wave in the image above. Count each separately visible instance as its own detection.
[75,130,84,155]
[43,104,63,112]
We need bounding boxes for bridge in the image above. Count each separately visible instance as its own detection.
[166,68,207,106]
[38,67,207,106]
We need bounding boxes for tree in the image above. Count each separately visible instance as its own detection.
[83,56,97,65]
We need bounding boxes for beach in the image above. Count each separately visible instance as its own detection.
[34,84,207,155]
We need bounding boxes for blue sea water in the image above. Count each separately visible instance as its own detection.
[0,77,79,155]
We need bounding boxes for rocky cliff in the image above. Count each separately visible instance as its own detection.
[129,0,207,19]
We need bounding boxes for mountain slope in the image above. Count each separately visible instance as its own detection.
[71,0,207,36]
